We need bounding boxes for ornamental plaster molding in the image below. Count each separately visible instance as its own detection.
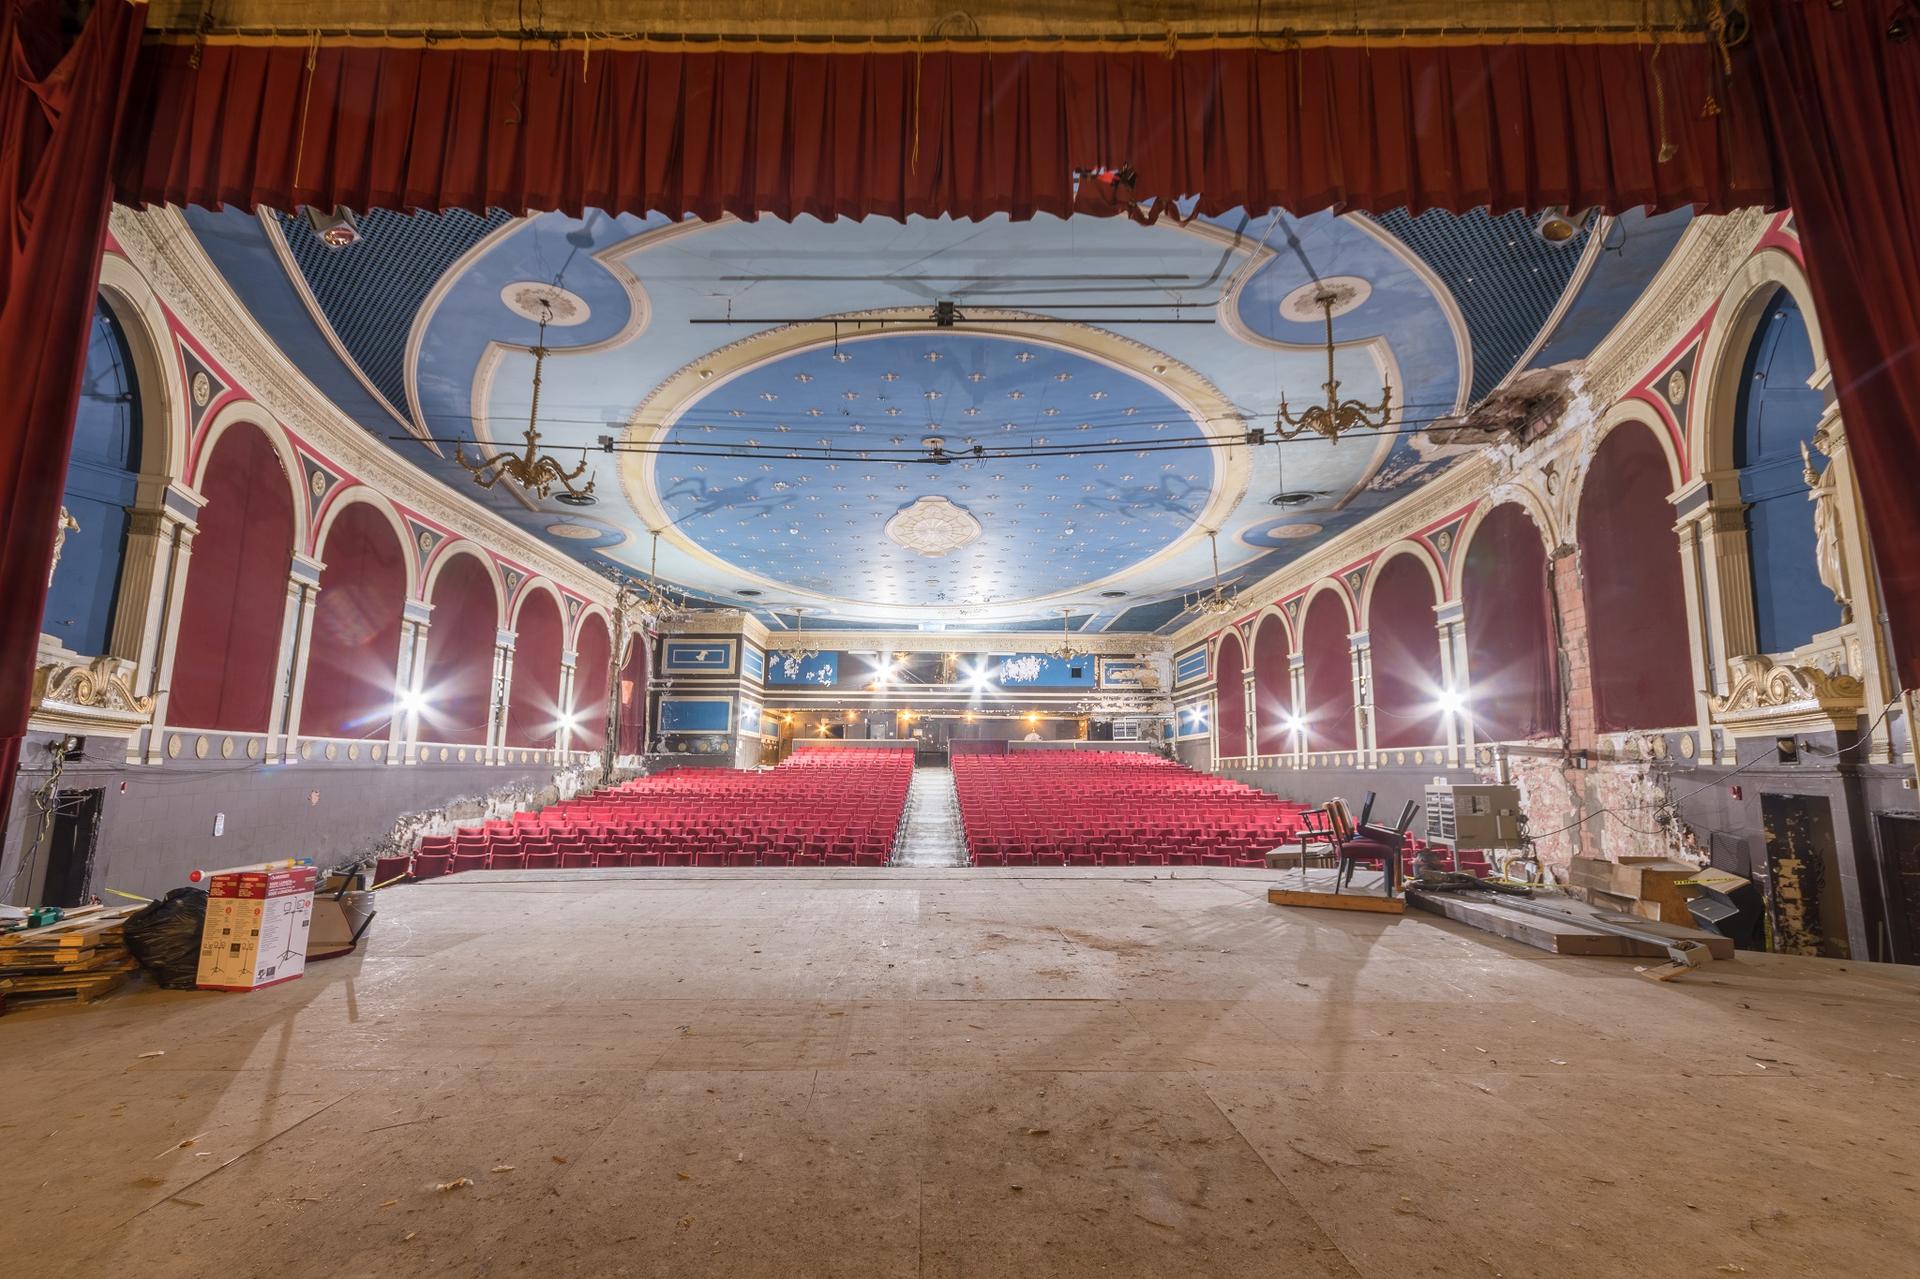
[1707,654,1864,729]
[883,495,982,558]
[739,628,1165,657]
[30,653,156,735]
[108,207,617,610]
[1582,208,1772,408]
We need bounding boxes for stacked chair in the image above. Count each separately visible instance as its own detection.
[952,751,1314,867]
[407,747,912,877]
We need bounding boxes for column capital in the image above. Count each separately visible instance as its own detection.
[402,598,434,625]
[1433,599,1465,626]
[495,628,517,650]
[289,553,325,587]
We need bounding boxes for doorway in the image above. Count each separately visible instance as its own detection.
[42,787,105,907]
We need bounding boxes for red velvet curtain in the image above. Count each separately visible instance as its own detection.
[1748,1,1920,689]
[116,34,1778,220]
[0,0,144,833]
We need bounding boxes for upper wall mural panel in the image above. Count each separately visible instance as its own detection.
[179,201,1680,632]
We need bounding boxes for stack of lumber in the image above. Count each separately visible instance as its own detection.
[0,905,141,1011]
[1567,856,1701,925]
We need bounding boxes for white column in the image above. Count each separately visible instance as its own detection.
[1694,468,1760,667]
[1350,629,1373,764]
[390,599,432,765]
[1287,652,1307,763]
[488,629,516,763]
[134,495,202,765]
[1242,672,1257,764]
[557,647,578,758]
[268,554,324,762]
[1670,508,1720,762]
[1434,600,1467,768]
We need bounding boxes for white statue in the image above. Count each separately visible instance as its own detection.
[49,506,78,588]
[1800,441,1852,624]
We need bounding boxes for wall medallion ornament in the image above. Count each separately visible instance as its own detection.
[883,496,981,558]
[191,370,212,408]
[1664,366,1689,407]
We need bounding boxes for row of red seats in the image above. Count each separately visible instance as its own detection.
[953,751,1311,866]
[403,747,912,877]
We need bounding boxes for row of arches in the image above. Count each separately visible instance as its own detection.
[1209,254,1844,757]
[45,299,645,756]
[1211,419,1699,753]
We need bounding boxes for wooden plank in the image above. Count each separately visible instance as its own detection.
[1409,891,1735,959]
[1268,887,1406,915]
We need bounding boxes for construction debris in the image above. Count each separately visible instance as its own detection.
[0,905,141,1012]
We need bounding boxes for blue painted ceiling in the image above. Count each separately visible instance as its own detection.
[184,202,1681,633]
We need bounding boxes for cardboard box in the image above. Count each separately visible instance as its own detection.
[196,865,317,991]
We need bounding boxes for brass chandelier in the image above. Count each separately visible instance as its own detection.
[455,298,597,504]
[1047,607,1077,661]
[786,606,820,664]
[1272,289,1394,444]
[627,529,687,628]
[1183,530,1240,617]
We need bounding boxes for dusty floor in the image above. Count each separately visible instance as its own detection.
[3,868,1917,1279]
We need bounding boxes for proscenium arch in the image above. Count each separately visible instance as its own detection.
[311,485,422,602]
[1691,246,1826,481]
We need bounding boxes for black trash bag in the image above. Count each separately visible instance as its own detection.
[123,887,209,990]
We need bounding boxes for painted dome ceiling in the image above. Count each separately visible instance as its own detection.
[184,201,1688,633]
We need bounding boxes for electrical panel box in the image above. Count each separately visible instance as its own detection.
[1424,784,1527,848]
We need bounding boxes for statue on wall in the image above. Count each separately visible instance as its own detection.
[49,506,79,588]
[1800,440,1853,624]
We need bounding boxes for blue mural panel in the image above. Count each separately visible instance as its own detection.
[658,697,733,733]
[992,653,1095,687]
[767,651,840,686]
[1098,658,1148,689]
[1176,701,1211,738]
[742,643,765,683]
[661,639,738,675]
[1174,646,1209,687]
[43,303,140,656]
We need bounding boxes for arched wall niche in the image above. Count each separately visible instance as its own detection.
[1366,550,1446,749]
[420,546,501,745]
[1299,586,1357,752]
[1460,503,1560,742]
[301,497,409,741]
[505,584,565,749]
[168,420,297,732]
[617,632,649,756]
[1213,629,1248,757]
[1251,611,1292,754]
[1575,418,1696,732]
[569,612,613,751]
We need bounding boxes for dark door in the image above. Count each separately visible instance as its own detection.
[1758,792,1851,959]
[42,788,106,907]
[1873,813,1920,966]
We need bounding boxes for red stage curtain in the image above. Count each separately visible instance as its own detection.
[1748,1,1920,689]
[0,0,144,830]
[116,34,1778,220]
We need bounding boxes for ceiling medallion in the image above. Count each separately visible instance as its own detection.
[546,521,603,540]
[1273,522,1322,539]
[883,495,981,558]
[500,282,591,326]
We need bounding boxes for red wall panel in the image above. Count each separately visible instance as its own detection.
[169,424,294,732]
[1579,425,1695,732]
[616,637,648,756]
[1214,631,1247,757]
[1462,505,1560,741]
[1251,614,1292,754]
[1369,555,1446,749]
[301,502,406,740]
[505,590,564,749]
[569,614,611,751]
[1301,592,1357,751]
[420,553,497,745]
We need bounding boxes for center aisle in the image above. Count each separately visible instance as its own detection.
[891,766,969,867]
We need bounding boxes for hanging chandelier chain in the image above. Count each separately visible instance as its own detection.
[1272,291,1394,446]
[455,295,598,504]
